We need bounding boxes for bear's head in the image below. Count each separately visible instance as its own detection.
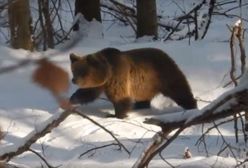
[70,53,111,88]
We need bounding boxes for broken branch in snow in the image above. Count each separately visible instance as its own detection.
[133,81,248,167]
[146,89,248,130]
[235,21,246,75]
[230,22,239,86]
[229,19,247,86]
[0,107,130,161]
[0,110,72,161]
[229,19,247,142]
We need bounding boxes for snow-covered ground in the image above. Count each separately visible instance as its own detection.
[0,1,248,167]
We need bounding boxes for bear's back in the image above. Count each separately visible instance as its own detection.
[122,48,181,78]
[123,48,174,63]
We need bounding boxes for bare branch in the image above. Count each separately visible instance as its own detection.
[201,0,216,39]
[0,110,72,161]
[28,148,61,168]
[0,107,130,161]
[78,143,119,158]
[133,85,248,167]
[230,23,239,86]
[74,109,130,155]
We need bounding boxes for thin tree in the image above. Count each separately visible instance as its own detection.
[39,0,54,49]
[136,0,158,39]
[73,0,101,31]
[8,0,33,50]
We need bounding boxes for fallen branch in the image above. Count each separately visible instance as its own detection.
[0,59,33,75]
[133,79,248,167]
[0,107,130,161]
[0,110,72,161]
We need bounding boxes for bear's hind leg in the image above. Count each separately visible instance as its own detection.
[113,98,132,119]
[133,101,151,110]
[161,90,197,110]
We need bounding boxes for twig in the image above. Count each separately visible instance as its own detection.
[200,124,209,156]
[201,0,216,39]
[213,122,238,160]
[78,143,119,158]
[112,2,136,33]
[159,152,175,168]
[223,74,242,88]
[74,109,130,155]
[129,131,150,155]
[101,0,184,34]
[235,158,248,168]
[196,117,236,148]
[28,148,61,168]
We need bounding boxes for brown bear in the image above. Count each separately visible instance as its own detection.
[70,48,197,118]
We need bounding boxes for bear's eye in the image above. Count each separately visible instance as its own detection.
[80,70,87,77]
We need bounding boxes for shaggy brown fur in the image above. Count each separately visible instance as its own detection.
[70,48,197,118]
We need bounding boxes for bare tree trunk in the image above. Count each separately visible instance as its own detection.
[40,0,54,49]
[136,0,158,39]
[73,0,101,31]
[37,0,47,51]
[8,0,33,50]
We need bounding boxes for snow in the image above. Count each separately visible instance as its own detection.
[0,0,248,168]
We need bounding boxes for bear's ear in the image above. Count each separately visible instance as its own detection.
[70,53,80,63]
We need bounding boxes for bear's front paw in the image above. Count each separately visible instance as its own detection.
[69,94,80,104]
[105,113,116,118]
[105,113,127,119]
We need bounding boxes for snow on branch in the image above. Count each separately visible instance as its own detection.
[0,110,71,160]
[133,70,248,168]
